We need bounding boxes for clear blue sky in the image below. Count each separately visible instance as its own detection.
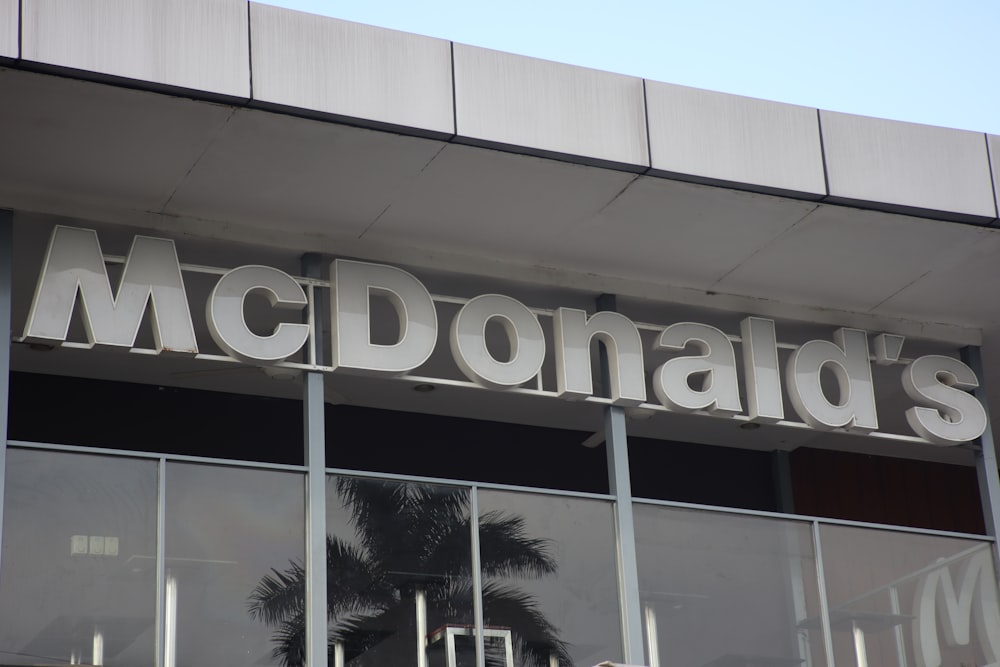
[261,0,1000,135]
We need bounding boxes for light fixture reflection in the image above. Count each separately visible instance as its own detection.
[416,587,428,667]
[644,602,660,667]
[165,574,178,667]
[92,628,104,666]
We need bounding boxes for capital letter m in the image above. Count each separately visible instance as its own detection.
[913,548,1000,667]
[23,226,198,354]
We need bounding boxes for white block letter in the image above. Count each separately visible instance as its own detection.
[653,322,742,414]
[912,550,1000,667]
[23,226,197,354]
[332,259,437,375]
[740,317,784,422]
[450,294,545,389]
[207,265,309,363]
[902,355,987,446]
[786,328,877,431]
[553,308,645,405]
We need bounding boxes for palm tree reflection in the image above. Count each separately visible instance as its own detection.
[249,478,571,667]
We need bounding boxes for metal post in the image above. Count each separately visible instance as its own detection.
[961,346,1000,571]
[471,488,486,667]
[302,254,329,667]
[155,459,167,667]
[596,294,645,665]
[0,210,12,580]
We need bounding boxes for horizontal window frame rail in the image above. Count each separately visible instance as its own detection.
[5,439,614,501]
[633,495,997,542]
[6,439,309,473]
[7,438,991,542]
[326,464,616,501]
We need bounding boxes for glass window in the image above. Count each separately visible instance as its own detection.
[635,504,827,667]
[818,524,999,667]
[325,476,475,666]
[0,449,158,666]
[476,490,623,667]
[168,463,305,667]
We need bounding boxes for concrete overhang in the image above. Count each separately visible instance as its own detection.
[3,2,1000,463]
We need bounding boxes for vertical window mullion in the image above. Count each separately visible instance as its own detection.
[302,254,328,667]
[156,457,168,667]
[961,346,1000,572]
[0,209,12,581]
[471,486,486,667]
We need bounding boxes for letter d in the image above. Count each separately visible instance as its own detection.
[331,259,437,375]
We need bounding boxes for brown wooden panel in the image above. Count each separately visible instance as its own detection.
[789,447,985,534]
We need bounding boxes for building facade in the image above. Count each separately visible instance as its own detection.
[1,2,1000,667]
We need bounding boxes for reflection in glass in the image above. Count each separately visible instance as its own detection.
[166,463,304,666]
[251,477,578,667]
[476,490,622,667]
[251,477,475,666]
[635,505,827,667]
[0,449,158,666]
[326,477,478,667]
[818,525,999,667]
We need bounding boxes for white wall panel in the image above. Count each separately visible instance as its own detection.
[0,0,16,59]
[250,4,454,135]
[645,82,826,196]
[453,44,648,167]
[821,111,996,220]
[22,0,250,98]
[988,134,1000,221]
